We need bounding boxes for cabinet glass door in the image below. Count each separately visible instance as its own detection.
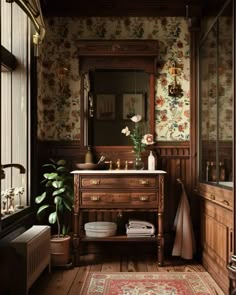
[199,0,233,188]
[199,24,218,184]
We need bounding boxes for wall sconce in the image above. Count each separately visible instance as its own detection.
[168,62,183,98]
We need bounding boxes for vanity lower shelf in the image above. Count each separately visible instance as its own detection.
[81,234,158,242]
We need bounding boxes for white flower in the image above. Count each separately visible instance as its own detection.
[142,134,154,145]
[121,126,130,136]
[131,115,142,123]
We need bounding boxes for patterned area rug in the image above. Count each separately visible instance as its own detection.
[79,272,224,295]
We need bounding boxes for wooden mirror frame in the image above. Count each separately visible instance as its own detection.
[78,40,158,159]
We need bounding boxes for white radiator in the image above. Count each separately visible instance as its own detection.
[10,225,51,294]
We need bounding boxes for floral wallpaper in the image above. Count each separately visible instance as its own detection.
[37,17,190,141]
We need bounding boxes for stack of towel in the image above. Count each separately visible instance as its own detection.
[126,219,155,237]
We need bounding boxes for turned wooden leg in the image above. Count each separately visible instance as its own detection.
[157,212,164,266]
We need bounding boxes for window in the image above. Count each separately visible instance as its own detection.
[1,0,32,227]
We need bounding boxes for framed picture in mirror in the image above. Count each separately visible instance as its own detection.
[96,94,116,120]
[122,93,146,120]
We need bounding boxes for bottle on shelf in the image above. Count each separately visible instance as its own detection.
[148,150,155,170]
[206,161,210,181]
[219,161,226,181]
[85,146,93,163]
[210,161,216,182]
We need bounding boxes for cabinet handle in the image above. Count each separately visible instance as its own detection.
[222,200,229,206]
[210,194,215,200]
[139,179,149,185]
[139,196,149,201]
[90,179,100,185]
[90,196,100,201]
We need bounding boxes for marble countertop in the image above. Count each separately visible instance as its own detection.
[71,170,166,174]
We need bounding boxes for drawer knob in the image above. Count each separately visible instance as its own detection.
[90,196,100,201]
[222,200,229,206]
[139,196,149,201]
[139,179,149,185]
[90,179,100,185]
[210,194,215,200]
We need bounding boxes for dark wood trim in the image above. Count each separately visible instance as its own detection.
[189,17,200,190]
[78,40,159,75]
[77,40,159,57]
[41,1,202,17]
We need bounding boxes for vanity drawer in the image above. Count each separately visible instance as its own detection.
[80,176,157,189]
[80,192,158,208]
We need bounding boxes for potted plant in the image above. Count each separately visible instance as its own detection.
[35,159,73,266]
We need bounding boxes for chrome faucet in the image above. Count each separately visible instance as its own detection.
[1,163,26,179]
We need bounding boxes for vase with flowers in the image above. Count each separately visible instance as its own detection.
[121,114,154,170]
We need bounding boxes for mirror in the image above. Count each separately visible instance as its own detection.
[88,69,150,146]
[78,40,158,149]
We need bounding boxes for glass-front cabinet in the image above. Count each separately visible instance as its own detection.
[199,0,233,189]
[198,1,234,292]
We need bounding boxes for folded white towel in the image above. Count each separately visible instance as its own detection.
[127,220,155,232]
[126,224,155,235]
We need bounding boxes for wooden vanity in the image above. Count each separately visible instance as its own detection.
[72,170,166,266]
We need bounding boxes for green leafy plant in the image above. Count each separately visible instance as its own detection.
[35,159,73,237]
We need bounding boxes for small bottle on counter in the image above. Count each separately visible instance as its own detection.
[148,151,155,170]
[85,146,93,163]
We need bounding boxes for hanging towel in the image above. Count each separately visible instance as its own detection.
[172,178,196,259]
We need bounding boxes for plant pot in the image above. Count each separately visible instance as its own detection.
[50,235,71,266]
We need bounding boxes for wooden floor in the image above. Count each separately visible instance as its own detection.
[29,254,206,295]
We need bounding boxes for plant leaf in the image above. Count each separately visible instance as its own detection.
[42,163,56,169]
[52,180,63,188]
[54,196,62,204]
[57,166,67,172]
[52,187,66,196]
[36,204,49,216]
[35,192,47,204]
[48,211,57,224]
[57,159,66,166]
[44,172,58,180]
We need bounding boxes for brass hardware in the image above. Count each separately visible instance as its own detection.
[139,179,149,185]
[116,159,120,170]
[139,196,149,201]
[117,211,123,218]
[222,200,229,206]
[90,179,100,185]
[125,160,128,170]
[90,196,100,201]
[105,161,113,170]
[210,194,215,200]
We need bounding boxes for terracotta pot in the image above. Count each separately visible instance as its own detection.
[50,235,71,266]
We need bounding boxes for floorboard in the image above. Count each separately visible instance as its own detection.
[29,255,207,295]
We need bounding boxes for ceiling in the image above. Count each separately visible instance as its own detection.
[40,0,226,18]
